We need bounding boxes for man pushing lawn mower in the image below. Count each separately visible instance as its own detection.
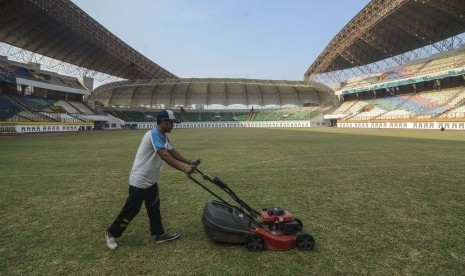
[105,109,315,252]
[105,110,197,250]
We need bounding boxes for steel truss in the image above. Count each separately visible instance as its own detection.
[0,42,123,83]
[310,32,465,88]
[0,0,176,80]
[305,0,465,87]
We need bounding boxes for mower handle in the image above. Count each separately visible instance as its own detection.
[191,158,210,178]
[193,158,202,166]
[188,158,208,178]
[189,158,234,189]
[187,159,261,218]
[189,158,205,176]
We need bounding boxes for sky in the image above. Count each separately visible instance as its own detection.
[71,0,371,81]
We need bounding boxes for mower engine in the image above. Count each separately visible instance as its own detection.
[261,207,302,236]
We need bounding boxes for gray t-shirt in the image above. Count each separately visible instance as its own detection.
[129,128,173,189]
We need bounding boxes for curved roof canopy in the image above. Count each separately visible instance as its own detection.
[305,0,465,79]
[91,78,335,109]
[0,0,176,80]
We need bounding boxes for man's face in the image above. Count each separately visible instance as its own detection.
[161,119,174,133]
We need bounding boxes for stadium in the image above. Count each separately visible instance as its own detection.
[1,0,464,275]
[1,0,464,132]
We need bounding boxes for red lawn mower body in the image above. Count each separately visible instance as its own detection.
[190,160,315,252]
[255,209,300,250]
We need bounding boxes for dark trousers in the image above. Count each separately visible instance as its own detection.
[108,184,165,238]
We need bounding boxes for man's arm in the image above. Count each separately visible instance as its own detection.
[158,149,194,174]
[168,148,194,165]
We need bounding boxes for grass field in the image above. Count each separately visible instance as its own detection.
[1,128,464,275]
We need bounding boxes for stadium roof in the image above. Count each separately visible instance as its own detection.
[0,0,177,80]
[91,78,335,109]
[305,0,465,79]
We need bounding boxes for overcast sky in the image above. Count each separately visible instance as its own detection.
[71,0,371,81]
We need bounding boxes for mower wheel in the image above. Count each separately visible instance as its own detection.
[245,234,265,252]
[294,218,303,232]
[296,233,315,251]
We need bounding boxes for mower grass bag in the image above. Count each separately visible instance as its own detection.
[202,200,256,243]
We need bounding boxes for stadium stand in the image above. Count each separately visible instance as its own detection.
[106,106,325,124]
[330,87,465,122]
[0,92,21,121]
[325,44,465,127]
[91,78,335,109]
[0,58,104,132]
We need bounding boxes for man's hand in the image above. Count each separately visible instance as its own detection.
[184,165,196,174]
[189,159,202,166]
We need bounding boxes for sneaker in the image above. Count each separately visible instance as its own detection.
[155,232,181,244]
[105,229,118,250]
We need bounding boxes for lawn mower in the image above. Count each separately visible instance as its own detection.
[188,159,315,252]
